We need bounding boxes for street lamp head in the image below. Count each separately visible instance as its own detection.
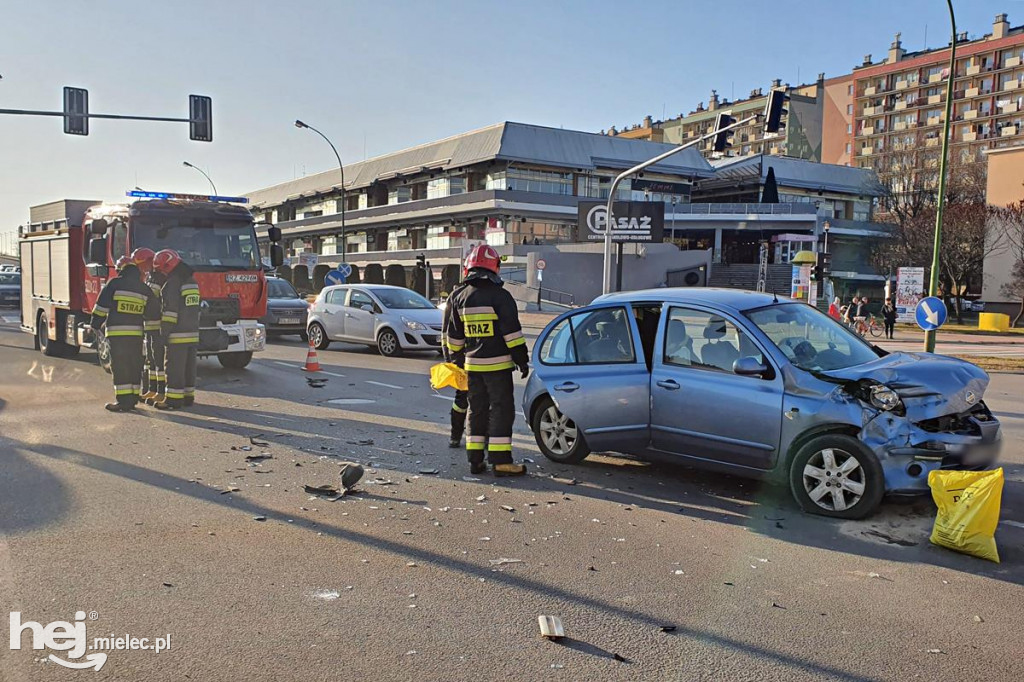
[295,120,308,129]
[823,220,831,232]
[182,161,194,168]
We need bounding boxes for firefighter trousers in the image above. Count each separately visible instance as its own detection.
[450,389,468,441]
[466,370,515,466]
[109,336,144,408]
[142,334,166,397]
[165,343,197,408]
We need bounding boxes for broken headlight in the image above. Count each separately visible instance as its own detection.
[869,384,902,412]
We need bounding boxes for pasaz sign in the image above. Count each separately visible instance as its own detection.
[578,201,665,243]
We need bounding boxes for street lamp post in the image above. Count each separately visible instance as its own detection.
[182,161,217,195]
[822,219,831,303]
[925,0,957,353]
[295,120,346,264]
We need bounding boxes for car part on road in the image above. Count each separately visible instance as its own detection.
[218,351,253,369]
[377,328,401,357]
[789,434,884,519]
[308,322,330,350]
[532,396,590,464]
[341,462,365,490]
[538,615,565,640]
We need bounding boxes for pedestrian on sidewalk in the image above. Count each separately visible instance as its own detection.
[828,296,841,321]
[444,244,530,477]
[882,297,897,339]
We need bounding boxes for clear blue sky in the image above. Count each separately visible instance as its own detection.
[0,0,1012,237]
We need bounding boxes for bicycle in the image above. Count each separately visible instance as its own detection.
[855,314,883,338]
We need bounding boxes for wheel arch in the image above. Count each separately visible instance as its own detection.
[782,423,862,473]
[527,391,553,429]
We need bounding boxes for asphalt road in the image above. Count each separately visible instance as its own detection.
[1,319,1022,682]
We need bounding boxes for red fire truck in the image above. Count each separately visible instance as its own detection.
[19,193,283,370]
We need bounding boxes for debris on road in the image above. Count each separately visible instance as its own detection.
[253,516,266,522]
[341,463,365,490]
[162,582,173,588]
[658,625,676,632]
[476,495,487,502]
[220,486,240,495]
[306,377,328,389]
[770,602,786,609]
[612,653,627,663]
[245,453,272,462]
[304,484,340,497]
[488,558,523,566]
[538,615,565,640]
[550,476,577,485]
[462,476,481,482]
[973,615,985,623]
[249,435,270,446]
[419,468,439,475]
[311,589,340,601]
[500,505,515,512]
[862,529,918,547]
[925,649,945,655]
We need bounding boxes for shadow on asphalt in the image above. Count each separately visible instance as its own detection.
[12,435,881,682]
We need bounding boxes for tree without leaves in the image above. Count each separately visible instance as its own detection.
[994,199,1024,326]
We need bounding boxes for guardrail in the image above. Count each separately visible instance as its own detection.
[673,203,818,216]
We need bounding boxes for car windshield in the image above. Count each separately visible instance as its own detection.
[268,279,299,299]
[0,273,20,285]
[133,221,260,271]
[370,288,434,310]
[746,303,881,372]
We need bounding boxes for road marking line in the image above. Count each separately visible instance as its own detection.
[274,361,299,368]
[433,394,456,401]
[0,315,20,324]
[365,380,403,390]
[321,370,345,378]
[1003,520,1024,530]
[328,398,376,405]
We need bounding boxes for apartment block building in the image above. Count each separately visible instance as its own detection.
[609,78,825,162]
[823,13,1024,181]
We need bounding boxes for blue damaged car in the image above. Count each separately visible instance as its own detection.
[522,289,1001,519]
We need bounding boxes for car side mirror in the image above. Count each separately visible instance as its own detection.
[88,238,107,266]
[360,304,374,313]
[733,356,770,378]
[269,243,284,267]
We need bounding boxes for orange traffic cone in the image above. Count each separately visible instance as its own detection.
[301,340,322,372]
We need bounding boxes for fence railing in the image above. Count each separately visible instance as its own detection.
[672,203,818,216]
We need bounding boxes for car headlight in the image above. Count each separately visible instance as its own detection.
[402,316,427,331]
[869,384,902,411]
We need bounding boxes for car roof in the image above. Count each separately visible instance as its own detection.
[594,287,793,313]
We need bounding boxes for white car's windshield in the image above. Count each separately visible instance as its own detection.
[371,288,434,310]
[747,303,881,372]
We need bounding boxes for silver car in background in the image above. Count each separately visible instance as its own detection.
[306,284,443,357]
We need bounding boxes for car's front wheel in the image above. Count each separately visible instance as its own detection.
[308,322,330,350]
[377,328,401,357]
[789,434,884,519]
[531,396,590,464]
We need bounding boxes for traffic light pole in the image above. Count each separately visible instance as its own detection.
[601,114,759,295]
[0,108,193,123]
[924,0,957,354]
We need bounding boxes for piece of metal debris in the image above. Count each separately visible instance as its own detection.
[500,505,515,512]
[245,453,272,461]
[341,463,365,490]
[419,468,439,475]
[538,615,565,640]
[304,484,340,496]
[249,435,270,446]
[550,476,577,485]
[488,558,523,566]
[253,516,266,522]
[658,625,676,632]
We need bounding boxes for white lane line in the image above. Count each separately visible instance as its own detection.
[433,394,456,401]
[365,380,403,390]
[321,370,345,378]
[274,361,299,368]
[328,398,376,405]
[1003,520,1024,530]
[1,315,20,324]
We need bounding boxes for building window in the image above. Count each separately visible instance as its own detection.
[848,84,854,95]
[302,210,323,219]
[847,123,853,134]
[845,142,852,154]
[487,168,573,195]
[388,186,411,205]
[426,176,466,200]
[847,104,854,115]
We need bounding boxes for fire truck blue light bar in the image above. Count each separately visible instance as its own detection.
[126,190,249,204]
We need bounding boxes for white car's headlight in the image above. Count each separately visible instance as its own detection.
[402,316,427,331]
[869,384,902,411]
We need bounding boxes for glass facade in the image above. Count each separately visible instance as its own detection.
[486,168,573,195]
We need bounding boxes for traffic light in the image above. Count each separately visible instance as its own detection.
[820,251,833,277]
[812,262,823,281]
[63,86,89,135]
[764,89,789,135]
[712,112,737,152]
[416,253,426,269]
[189,94,213,142]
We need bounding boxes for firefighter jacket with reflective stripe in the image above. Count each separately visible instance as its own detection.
[144,271,167,333]
[161,263,201,345]
[90,265,161,337]
[444,275,528,373]
[441,282,470,367]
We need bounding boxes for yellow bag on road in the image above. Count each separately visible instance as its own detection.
[430,362,468,392]
[928,468,1004,563]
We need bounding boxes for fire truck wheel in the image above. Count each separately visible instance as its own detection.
[218,351,253,369]
[38,311,76,359]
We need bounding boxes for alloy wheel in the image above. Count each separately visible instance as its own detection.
[801,447,866,513]
[378,330,398,356]
[539,405,578,456]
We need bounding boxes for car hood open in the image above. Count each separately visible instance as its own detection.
[820,351,989,420]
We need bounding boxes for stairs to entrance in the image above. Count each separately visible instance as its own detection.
[708,263,791,293]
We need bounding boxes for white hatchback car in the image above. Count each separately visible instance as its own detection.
[307,284,444,356]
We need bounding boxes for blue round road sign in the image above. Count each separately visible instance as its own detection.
[337,263,353,277]
[915,296,947,331]
[324,269,347,286]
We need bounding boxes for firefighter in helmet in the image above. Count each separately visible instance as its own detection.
[152,249,201,410]
[441,279,470,449]
[444,244,529,476]
[132,248,167,405]
[90,252,161,412]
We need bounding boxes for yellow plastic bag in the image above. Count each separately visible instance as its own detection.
[928,468,1003,563]
[430,362,468,392]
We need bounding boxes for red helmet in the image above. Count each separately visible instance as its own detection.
[131,247,155,273]
[153,249,181,274]
[465,244,501,274]
[115,256,131,271]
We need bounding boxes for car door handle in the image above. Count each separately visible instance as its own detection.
[345,313,353,318]
[554,382,579,393]
[656,379,680,390]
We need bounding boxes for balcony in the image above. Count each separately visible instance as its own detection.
[863,106,877,116]
[926,137,940,147]
[962,131,978,142]
[894,100,908,111]
[964,109,979,120]
[928,94,943,104]
[864,86,877,96]
[861,126,875,136]
[1006,56,1022,68]
[1000,102,1019,114]
[861,147,874,156]
[966,86,980,97]
[894,121,908,131]
[1003,80,1021,92]
[966,64,982,76]
[896,80,911,90]
[1001,125,1018,137]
